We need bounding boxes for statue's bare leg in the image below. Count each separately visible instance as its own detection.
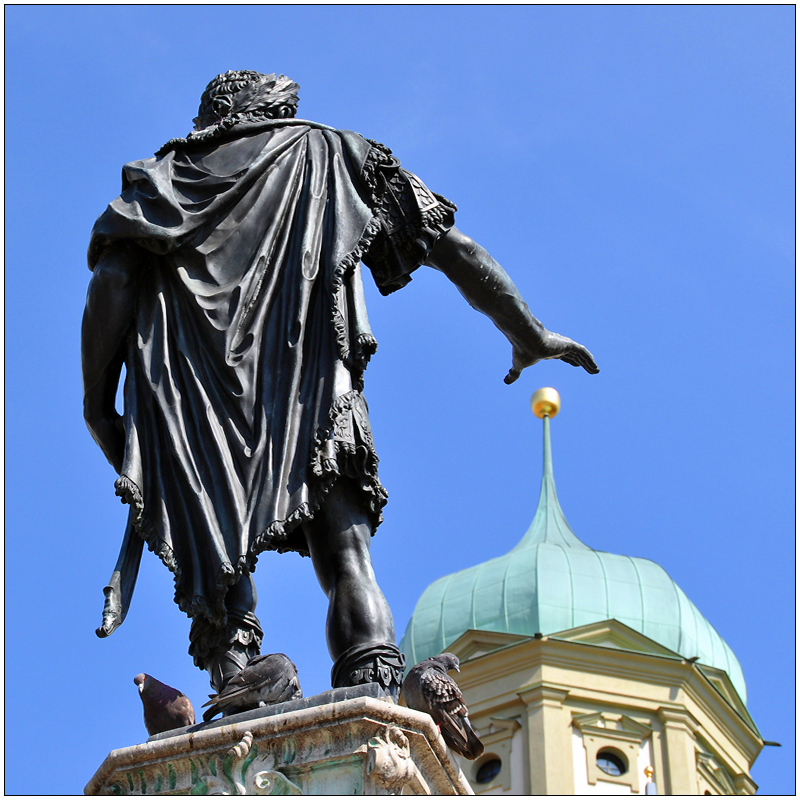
[188,572,264,697]
[204,575,263,694]
[81,244,143,473]
[303,479,395,661]
[302,479,404,694]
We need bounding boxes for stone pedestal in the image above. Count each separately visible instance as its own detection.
[85,685,473,796]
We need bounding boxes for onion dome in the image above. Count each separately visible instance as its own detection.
[399,389,747,703]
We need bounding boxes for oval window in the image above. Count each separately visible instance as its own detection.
[596,749,627,776]
[475,758,502,784]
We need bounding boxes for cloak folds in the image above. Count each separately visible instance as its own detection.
[89,119,455,629]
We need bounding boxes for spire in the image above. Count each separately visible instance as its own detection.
[512,388,588,551]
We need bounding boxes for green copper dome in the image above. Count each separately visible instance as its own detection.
[399,414,747,704]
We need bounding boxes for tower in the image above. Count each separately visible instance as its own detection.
[399,389,763,795]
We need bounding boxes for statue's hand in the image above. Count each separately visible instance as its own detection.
[504,329,599,384]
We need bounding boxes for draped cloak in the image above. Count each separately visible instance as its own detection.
[88,119,455,628]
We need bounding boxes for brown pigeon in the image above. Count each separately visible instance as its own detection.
[403,653,484,760]
[202,653,302,723]
[133,673,195,735]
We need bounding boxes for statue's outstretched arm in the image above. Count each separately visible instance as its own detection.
[82,243,143,473]
[424,227,599,383]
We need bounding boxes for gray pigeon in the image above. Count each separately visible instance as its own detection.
[202,653,302,723]
[133,673,195,735]
[403,653,484,760]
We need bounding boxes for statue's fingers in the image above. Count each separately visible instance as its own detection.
[578,349,600,374]
[504,367,521,385]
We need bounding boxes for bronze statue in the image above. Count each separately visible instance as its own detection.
[83,71,597,699]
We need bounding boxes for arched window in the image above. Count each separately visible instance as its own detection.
[596,749,627,777]
[475,757,502,784]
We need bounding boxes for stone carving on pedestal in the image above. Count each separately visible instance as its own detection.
[359,725,425,794]
[86,690,474,796]
[104,728,304,797]
[187,731,303,796]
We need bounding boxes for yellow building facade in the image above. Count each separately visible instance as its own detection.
[444,623,760,795]
[400,391,764,795]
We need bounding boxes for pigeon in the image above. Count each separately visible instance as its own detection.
[403,653,484,760]
[202,653,302,723]
[133,673,195,736]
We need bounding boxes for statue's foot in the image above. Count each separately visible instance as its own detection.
[331,642,405,700]
[206,640,260,694]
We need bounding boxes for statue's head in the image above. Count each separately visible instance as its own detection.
[193,71,300,131]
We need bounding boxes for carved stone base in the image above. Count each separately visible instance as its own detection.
[85,686,473,795]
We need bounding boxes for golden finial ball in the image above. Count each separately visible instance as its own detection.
[644,767,654,779]
[531,387,561,419]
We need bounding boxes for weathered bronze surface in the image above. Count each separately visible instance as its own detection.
[82,71,598,694]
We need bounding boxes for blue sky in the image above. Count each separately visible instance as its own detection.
[5,6,794,795]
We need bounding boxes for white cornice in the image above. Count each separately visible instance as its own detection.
[457,636,762,764]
